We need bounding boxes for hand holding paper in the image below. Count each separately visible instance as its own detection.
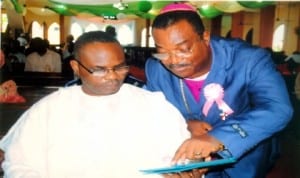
[172,134,225,164]
[140,132,235,175]
[140,153,235,174]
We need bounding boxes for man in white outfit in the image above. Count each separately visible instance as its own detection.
[25,38,62,73]
[0,31,190,178]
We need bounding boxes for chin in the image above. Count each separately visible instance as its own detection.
[171,70,191,79]
[83,86,120,96]
[103,87,121,95]
[106,90,119,95]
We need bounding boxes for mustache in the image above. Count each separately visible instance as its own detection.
[104,79,122,85]
[168,63,190,69]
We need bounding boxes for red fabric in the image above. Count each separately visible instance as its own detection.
[0,80,26,103]
[277,64,291,75]
[129,65,146,82]
[0,95,26,103]
[277,63,300,75]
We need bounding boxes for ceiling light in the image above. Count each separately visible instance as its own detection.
[113,0,128,10]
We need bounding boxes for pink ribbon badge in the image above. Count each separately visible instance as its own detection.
[202,83,234,119]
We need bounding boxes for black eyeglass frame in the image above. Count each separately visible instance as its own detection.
[75,60,130,77]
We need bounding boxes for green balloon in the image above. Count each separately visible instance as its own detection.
[198,5,223,18]
[238,1,275,9]
[138,1,152,13]
[11,0,23,14]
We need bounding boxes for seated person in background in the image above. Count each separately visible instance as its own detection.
[24,37,61,73]
[16,33,28,50]
[62,34,74,60]
[0,49,26,103]
[0,31,190,178]
[7,40,26,64]
[285,51,300,63]
[295,72,300,100]
[284,51,300,74]
[105,25,117,39]
[61,35,75,77]
[5,40,26,73]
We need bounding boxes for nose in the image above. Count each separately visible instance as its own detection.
[168,52,182,64]
[104,69,119,80]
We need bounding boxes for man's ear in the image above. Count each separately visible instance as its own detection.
[203,31,211,46]
[70,60,79,76]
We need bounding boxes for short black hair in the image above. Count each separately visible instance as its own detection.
[74,30,120,60]
[152,11,205,36]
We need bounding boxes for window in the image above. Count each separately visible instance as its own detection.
[272,24,285,52]
[118,25,131,45]
[70,22,83,41]
[69,18,135,46]
[117,24,134,46]
[85,24,98,32]
[48,22,60,45]
[141,27,154,47]
[31,21,44,39]
[1,13,8,33]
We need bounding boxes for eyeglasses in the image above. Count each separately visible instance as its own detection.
[152,39,199,61]
[75,60,129,77]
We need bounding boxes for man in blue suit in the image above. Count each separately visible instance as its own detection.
[145,3,293,178]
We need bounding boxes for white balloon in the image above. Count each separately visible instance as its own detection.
[214,2,245,13]
[116,13,126,19]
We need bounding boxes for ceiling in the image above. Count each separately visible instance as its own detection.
[2,0,277,19]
